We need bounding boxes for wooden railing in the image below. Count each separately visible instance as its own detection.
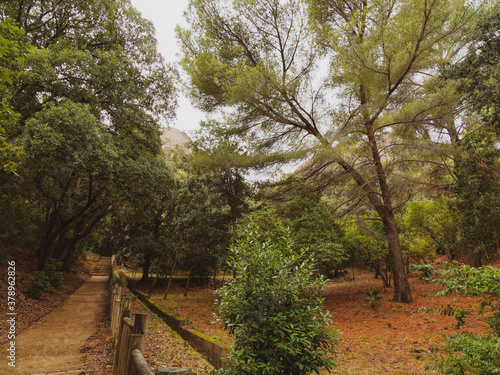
[111,277,154,375]
[131,288,229,370]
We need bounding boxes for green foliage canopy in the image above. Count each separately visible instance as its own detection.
[403,199,459,261]
[0,18,27,172]
[452,130,500,264]
[444,4,500,133]
[178,0,477,302]
[443,4,500,264]
[19,100,120,266]
[0,0,177,269]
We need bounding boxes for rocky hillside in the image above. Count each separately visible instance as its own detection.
[160,127,191,150]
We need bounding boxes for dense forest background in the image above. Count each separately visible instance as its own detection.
[0,0,499,305]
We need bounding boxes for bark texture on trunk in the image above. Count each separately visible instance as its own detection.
[356,90,413,303]
[381,211,412,303]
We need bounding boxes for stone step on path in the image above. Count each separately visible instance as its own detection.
[91,256,111,276]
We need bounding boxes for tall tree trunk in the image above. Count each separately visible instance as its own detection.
[380,209,411,302]
[163,238,182,300]
[360,90,412,303]
[148,253,165,297]
[52,231,69,261]
[59,238,79,270]
[469,249,484,268]
[163,253,177,300]
[317,128,412,302]
[37,209,59,269]
[337,157,412,301]
[184,265,194,297]
[221,269,226,286]
[37,242,53,270]
[141,253,151,284]
[213,261,218,290]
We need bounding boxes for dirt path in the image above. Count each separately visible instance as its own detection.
[2,272,110,374]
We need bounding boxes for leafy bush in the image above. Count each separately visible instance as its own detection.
[213,224,338,375]
[362,289,382,310]
[409,263,435,280]
[235,202,349,278]
[427,263,500,374]
[26,258,64,299]
[431,333,500,374]
[43,258,64,288]
[26,271,54,299]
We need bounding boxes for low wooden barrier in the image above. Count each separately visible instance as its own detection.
[113,270,219,372]
[131,289,230,369]
[111,274,155,375]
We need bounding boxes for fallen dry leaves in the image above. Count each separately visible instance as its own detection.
[321,272,485,374]
[80,313,114,374]
[5,244,494,375]
[130,297,214,374]
[135,259,497,375]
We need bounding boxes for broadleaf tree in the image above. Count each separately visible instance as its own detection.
[171,145,252,293]
[443,4,500,265]
[0,18,27,172]
[20,100,119,268]
[179,0,476,302]
[0,0,177,269]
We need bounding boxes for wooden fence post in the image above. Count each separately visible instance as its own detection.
[133,314,148,337]
[128,335,145,375]
[111,285,122,339]
[125,313,148,375]
[110,270,155,375]
[112,296,131,375]
[117,316,134,374]
[114,286,123,338]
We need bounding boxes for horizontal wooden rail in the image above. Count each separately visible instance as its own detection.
[111,272,156,375]
[131,288,229,369]
[124,316,134,328]
[132,348,155,375]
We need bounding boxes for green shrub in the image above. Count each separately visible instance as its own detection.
[213,224,338,375]
[44,258,64,288]
[409,263,435,280]
[26,271,54,299]
[362,289,382,310]
[427,263,500,374]
[430,333,500,374]
[25,258,64,299]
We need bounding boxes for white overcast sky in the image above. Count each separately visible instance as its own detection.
[129,0,299,179]
[130,0,204,135]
